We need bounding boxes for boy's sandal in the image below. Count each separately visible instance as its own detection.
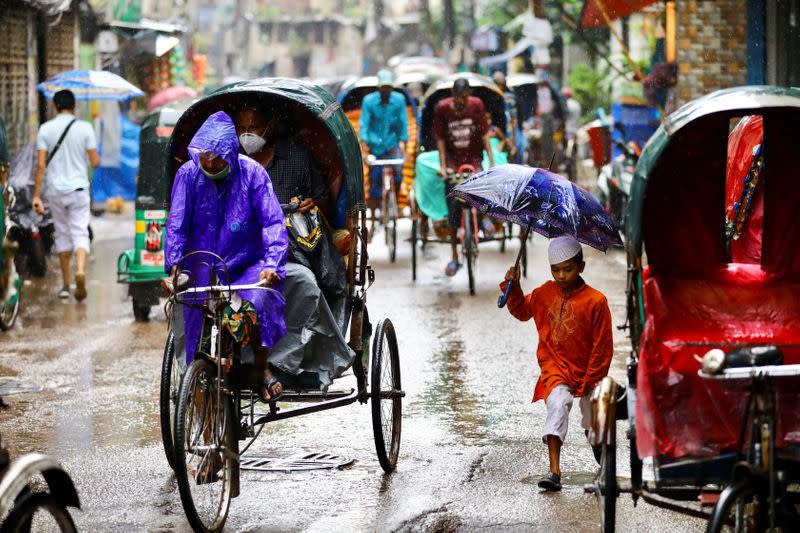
[445,261,461,277]
[260,376,283,403]
[537,472,562,492]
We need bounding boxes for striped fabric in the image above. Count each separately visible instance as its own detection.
[346,105,418,209]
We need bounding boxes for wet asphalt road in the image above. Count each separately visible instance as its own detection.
[0,208,705,532]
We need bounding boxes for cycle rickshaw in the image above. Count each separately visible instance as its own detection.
[158,78,404,533]
[413,73,523,293]
[588,86,800,532]
[339,76,420,262]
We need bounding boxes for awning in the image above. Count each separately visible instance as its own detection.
[478,38,533,68]
[579,0,660,29]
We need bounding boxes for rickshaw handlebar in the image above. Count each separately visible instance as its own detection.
[366,157,405,167]
[176,281,286,301]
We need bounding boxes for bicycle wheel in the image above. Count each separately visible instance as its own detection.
[0,278,20,331]
[463,210,476,295]
[594,422,617,533]
[411,217,418,281]
[174,358,234,533]
[159,331,179,469]
[385,188,397,263]
[0,491,77,533]
[370,318,402,474]
[706,480,766,533]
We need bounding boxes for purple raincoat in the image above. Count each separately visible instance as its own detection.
[165,111,289,361]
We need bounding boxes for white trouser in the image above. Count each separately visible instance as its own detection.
[542,383,592,444]
[49,189,91,254]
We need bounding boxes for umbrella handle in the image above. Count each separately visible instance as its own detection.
[498,221,532,309]
[497,281,514,308]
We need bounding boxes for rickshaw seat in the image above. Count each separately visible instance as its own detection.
[636,264,800,459]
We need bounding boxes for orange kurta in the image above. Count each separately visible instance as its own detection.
[501,279,614,402]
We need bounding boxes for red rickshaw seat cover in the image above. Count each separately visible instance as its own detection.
[636,264,800,459]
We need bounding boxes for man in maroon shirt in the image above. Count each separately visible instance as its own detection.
[432,78,495,276]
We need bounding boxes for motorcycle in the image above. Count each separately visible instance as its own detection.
[596,139,640,232]
[6,142,54,279]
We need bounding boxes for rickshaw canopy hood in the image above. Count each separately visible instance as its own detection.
[168,77,365,214]
[627,86,800,276]
[418,73,507,152]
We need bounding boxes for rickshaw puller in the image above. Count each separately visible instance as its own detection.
[501,236,613,492]
[432,78,495,276]
[164,111,288,403]
[359,69,409,240]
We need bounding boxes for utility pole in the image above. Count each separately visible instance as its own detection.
[443,0,456,48]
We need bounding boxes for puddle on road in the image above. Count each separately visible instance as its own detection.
[418,291,490,443]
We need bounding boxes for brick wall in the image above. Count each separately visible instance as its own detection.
[675,0,748,105]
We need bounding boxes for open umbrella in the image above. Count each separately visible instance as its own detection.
[448,164,622,306]
[147,86,197,112]
[37,70,144,101]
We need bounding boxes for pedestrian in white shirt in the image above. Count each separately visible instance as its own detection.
[33,90,100,301]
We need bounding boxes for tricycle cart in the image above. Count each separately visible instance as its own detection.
[413,73,524,291]
[117,103,190,321]
[339,76,420,262]
[588,86,800,532]
[159,78,404,533]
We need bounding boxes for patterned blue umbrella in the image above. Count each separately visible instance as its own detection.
[37,70,144,101]
[449,164,622,307]
[448,164,622,251]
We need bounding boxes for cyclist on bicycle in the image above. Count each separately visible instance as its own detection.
[164,111,288,402]
[432,77,495,276]
[359,69,408,240]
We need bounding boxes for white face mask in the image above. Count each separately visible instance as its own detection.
[239,131,267,154]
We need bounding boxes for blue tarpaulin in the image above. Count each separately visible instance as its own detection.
[91,115,140,202]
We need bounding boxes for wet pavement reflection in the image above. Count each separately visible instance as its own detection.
[0,211,705,531]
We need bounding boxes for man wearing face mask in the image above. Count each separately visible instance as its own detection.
[164,111,289,403]
[235,107,327,212]
[432,77,495,277]
[359,69,408,239]
[233,106,355,391]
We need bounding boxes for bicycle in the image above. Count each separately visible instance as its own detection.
[366,155,405,263]
[0,432,79,532]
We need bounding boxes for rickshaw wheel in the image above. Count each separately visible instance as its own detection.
[0,295,19,331]
[370,318,402,473]
[411,218,418,281]
[385,216,397,263]
[707,480,766,533]
[594,425,617,532]
[0,491,77,533]
[174,358,233,533]
[132,299,151,322]
[159,332,179,469]
[463,210,476,296]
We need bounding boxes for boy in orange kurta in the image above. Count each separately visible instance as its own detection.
[501,236,613,491]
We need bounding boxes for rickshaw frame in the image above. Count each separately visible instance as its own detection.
[587,86,800,532]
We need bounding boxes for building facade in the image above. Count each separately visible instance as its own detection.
[0,0,78,156]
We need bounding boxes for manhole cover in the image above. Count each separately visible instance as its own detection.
[240,451,353,473]
[0,378,44,396]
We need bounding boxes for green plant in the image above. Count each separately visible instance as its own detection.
[568,62,613,123]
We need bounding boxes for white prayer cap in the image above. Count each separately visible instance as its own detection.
[548,236,582,265]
